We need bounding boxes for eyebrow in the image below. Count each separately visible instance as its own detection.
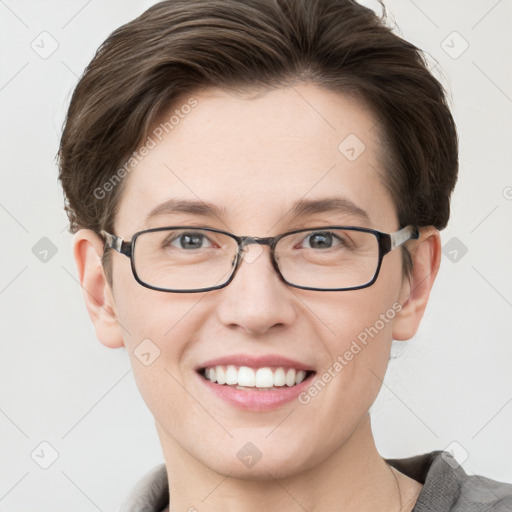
[145,197,370,224]
[289,197,370,223]
[146,198,228,222]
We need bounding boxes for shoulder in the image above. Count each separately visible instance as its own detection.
[454,466,512,512]
[387,450,512,512]
[119,463,169,512]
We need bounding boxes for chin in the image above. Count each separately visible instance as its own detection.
[196,439,320,482]
[209,458,307,482]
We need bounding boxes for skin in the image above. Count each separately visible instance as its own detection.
[74,83,441,511]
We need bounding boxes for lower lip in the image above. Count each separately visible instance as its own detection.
[197,371,315,411]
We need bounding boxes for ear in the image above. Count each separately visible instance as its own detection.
[392,226,441,341]
[73,229,124,349]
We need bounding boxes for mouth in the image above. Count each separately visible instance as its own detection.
[194,354,317,410]
[198,365,316,391]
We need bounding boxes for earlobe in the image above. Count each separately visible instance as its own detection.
[392,226,441,341]
[73,229,125,349]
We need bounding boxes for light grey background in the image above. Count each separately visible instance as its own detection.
[1,0,511,510]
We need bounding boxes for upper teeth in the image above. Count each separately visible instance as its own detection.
[204,366,308,388]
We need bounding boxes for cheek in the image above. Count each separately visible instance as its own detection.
[313,251,402,363]
[111,271,202,412]
[111,256,202,353]
[301,252,403,418]
[309,290,397,401]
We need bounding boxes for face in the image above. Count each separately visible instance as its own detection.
[106,83,410,478]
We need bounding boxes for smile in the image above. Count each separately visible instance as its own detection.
[200,365,313,390]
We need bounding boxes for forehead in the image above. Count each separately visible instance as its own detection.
[116,83,397,234]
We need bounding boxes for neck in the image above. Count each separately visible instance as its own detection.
[157,414,419,512]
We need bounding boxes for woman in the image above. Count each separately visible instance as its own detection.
[58,0,512,510]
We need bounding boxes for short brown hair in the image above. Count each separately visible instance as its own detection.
[58,0,458,279]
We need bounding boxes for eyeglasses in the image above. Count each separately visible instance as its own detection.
[100,225,419,293]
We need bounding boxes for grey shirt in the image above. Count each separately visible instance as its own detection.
[119,451,512,511]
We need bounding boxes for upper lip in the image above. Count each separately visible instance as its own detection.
[196,354,316,372]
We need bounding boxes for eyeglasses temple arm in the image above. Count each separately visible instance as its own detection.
[99,230,132,256]
[389,225,419,250]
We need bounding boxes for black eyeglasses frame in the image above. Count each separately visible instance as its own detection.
[100,224,419,293]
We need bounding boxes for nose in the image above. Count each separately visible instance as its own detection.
[215,243,297,336]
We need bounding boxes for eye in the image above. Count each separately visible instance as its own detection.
[165,231,214,250]
[301,231,346,250]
